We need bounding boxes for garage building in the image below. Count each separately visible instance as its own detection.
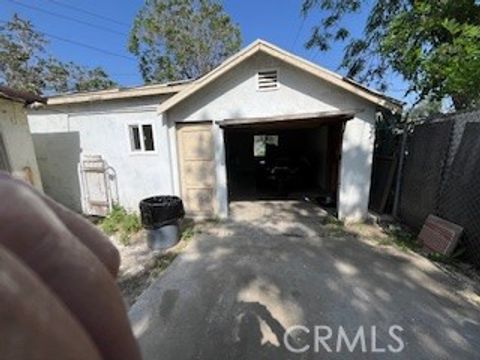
[28,40,402,222]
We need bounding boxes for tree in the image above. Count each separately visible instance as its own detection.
[70,66,116,92]
[408,97,443,121]
[129,0,241,83]
[0,14,47,94]
[302,0,480,110]
[0,14,116,95]
[43,59,116,93]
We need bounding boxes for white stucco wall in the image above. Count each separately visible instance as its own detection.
[338,109,376,222]
[27,51,380,221]
[167,52,377,221]
[0,98,43,190]
[28,96,175,213]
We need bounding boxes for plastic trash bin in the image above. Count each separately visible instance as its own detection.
[139,196,185,251]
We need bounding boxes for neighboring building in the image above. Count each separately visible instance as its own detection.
[0,86,44,190]
[28,40,402,222]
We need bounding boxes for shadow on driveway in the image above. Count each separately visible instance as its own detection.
[129,201,480,359]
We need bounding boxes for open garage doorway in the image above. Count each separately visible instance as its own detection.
[222,113,350,214]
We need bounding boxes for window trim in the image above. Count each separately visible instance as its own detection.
[253,134,279,157]
[256,68,280,92]
[126,122,158,155]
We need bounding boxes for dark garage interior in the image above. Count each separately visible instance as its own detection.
[224,121,344,208]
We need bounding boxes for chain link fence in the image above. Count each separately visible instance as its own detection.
[398,110,480,266]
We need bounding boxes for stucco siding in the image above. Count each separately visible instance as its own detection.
[0,98,43,190]
[338,110,376,222]
[167,52,377,221]
[27,51,382,221]
[168,53,372,122]
[28,96,175,213]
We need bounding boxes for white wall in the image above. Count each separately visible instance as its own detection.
[28,96,175,213]
[27,51,379,221]
[0,98,43,190]
[338,109,376,222]
[167,52,377,221]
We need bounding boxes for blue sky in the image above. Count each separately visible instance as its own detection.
[1,0,413,104]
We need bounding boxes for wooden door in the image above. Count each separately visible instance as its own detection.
[176,123,215,217]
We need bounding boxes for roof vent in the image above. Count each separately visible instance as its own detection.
[257,70,278,91]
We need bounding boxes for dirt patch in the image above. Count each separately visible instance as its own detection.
[110,219,211,307]
[110,221,191,307]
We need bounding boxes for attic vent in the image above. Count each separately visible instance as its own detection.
[257,70,278,90]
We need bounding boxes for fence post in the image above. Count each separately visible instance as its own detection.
[393,127,408,218]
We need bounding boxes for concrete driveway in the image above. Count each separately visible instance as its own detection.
[129,201,480,359]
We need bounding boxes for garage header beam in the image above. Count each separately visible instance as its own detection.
[218,110,355,129]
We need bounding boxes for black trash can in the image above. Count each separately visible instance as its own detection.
[139,196,185,251]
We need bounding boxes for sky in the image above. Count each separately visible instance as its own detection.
[1,0,414,104]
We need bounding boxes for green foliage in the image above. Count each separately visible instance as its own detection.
[0,14,116,95]
[364,223,419,252]
[427,246,465,264]
[427,252,454,264]
[302,0,480,110]
[320,215,346,237]
[100,206,141,245]
[150,253,178,277]
[128,0,241,83]
[384,226,419,252]
[180,224,195,242]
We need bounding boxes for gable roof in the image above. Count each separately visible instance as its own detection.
[0,85,45,104]
[46,80,192,106]
[158,39,403,114]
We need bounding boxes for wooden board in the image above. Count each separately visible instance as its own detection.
[418,215,463,255]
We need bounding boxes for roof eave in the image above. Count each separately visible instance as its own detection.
[158,39,403,114]
[46,83,190,106]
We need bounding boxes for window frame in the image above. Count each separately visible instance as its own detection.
[126,122,158,155]
[253,134,279,157]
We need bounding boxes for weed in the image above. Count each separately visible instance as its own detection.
[375,236,394,246]
[149,253,178,278]
[180,225,195,242]
[320,215,346,237]
[324,223,347,237]
[426,246,466,265]
[101,218,117,235]
[381,225,419,252]
[427,252,454,264]
[100,205,141,245]
[321,215,344,227]
[120,212,142,234]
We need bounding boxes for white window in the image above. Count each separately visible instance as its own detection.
[257,69,279,91]
[254,135,279,157]
[128,124,155,152]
